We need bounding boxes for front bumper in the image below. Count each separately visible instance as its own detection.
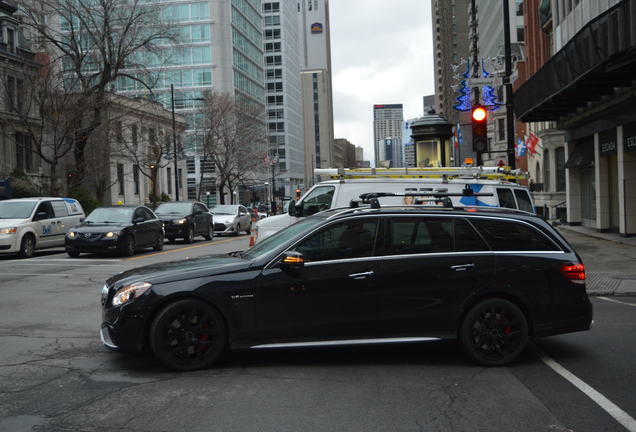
[66,236,123,253]
[163,223,189,238]
[101,289,154,353]
[214,222,237,234]
[0,235,18,253]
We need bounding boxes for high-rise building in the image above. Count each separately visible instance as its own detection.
[298,0,335,186]
[262,1,304,197]
[114,0,266,203]
[373,104,404,167]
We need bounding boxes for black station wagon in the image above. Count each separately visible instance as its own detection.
[100,206,592,371]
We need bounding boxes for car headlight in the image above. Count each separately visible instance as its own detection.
[173,218,187,224]
[0,227,17,235]
[67,231,76,238]
[112,281,152,306]
[105,231,119,238]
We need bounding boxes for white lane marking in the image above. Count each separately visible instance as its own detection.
[535,347,636,432]
[598,297,636,308]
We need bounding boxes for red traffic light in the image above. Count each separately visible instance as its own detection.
[472,106,487,122]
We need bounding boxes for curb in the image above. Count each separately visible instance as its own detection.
[586,272,636,297]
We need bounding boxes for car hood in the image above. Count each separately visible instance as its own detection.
[156,214,187,222]
[0,218,28,228]
[76,223,129,233]
[213,214,237,224]
[106,254,250,286]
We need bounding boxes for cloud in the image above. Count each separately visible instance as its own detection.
[330,0,435,163]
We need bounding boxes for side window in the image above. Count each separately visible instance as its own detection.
[142,208,156,220]
[133,208,146,221]
[389,217,453,255]
[294,218,378,262]
[34,202,53,220]
[301,186,335,216]
[514,189,534,213]
[471,219,560,251]
[497,188,517,209]
[194,203,206,213]
[239,206,247,214]
[455,218,490,252]
[51,201,69,217]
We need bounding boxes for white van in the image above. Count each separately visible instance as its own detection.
[254,167,534,243]
[0,197,85,258]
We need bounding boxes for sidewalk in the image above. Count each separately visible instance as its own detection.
[557,225,636,296]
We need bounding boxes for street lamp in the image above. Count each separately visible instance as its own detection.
[206,190,210,207]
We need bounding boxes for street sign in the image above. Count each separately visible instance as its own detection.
[467,77,496,86]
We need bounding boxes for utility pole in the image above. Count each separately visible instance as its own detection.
[170,84,180,200]
[469,0,483,166]
[503,0,516,169]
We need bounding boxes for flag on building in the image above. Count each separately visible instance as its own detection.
[526,132,539,154]
[515,137,527,157]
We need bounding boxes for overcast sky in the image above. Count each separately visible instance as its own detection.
[329,0,435,163]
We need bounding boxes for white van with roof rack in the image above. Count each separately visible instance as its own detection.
[252,167,534,244]
[0,197,85,258]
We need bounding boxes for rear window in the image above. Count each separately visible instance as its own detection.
[470,218,560,251]
[496,188,516,209]
[514,189,534,213]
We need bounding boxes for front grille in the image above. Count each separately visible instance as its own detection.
[214,223,227,230]
[80,233,96,239]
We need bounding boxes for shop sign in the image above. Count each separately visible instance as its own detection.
[311,22,323,34]
[624,121,636,153]
[599,128,617,156]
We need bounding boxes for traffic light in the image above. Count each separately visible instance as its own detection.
[472,106,488,154]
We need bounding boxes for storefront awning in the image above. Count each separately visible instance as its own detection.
[565,144,594,169]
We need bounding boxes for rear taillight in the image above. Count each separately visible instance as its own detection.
[560,263,586,284]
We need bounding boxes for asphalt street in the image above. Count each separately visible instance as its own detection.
[0,235,635,432]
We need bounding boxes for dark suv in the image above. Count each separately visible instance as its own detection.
[100,206,592,371]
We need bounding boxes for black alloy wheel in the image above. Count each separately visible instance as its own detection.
[18,234,35,258]
[67,248,80,258]
[150,299,227,371]
[460,298,529,366]
[203,224,213,241]
[185,226,194,243]
[153,232,164,251]
[123,235,136,257]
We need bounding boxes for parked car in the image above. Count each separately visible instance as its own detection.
[0,197,84,258]
[66,205,163,257]
[253,167,535,244]
[100,204,592,371]
[211,204,252,236]
[154,201,214,243]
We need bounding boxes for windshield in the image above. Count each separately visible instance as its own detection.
[155,202,192,215]
[212,205,237,215]
[242,216,325,261]
[84,207,134,224]
[0,201,37,219]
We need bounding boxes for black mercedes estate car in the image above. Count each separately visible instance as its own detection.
[100,206,592,371]
[67,206,164,257]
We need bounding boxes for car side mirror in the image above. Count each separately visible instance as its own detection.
[288,200,302,217]
[279,251,304,271]
[79,217,85,223]
[34,212,48,221]
[133,217,145,224]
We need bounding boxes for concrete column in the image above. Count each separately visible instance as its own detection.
[618,125,636,235]
[594,132,610,230]
[565,140,582,224]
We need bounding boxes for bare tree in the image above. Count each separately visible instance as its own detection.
[198,92,266,204]
[23,0,175,190]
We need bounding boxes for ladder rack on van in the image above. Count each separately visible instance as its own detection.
[314,167,529,182]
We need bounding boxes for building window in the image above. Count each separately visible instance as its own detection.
[6,28,15,53]
[6,76,15,111]
[131,124,138,148]
[133,165,140,194]
[15,133,33,173]
[556,147,566,192]
[117,163,125,195]
[543,149,551,191]
[516,26,525,42]
[167,167,172,194]
[516,0,523,16]
[178,169,183,189]
[497,119,506,141]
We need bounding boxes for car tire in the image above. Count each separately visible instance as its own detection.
[122,235,136,257]
[459,298,529,367]
[18,234,35,259]
[153,233,164,251]
[67,249,80,258]
[203,225,213,241]
[185,226,194,243]
[150,299,227,371]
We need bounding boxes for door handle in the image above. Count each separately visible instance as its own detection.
[450,263,475,272]
[349,271,374,280]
